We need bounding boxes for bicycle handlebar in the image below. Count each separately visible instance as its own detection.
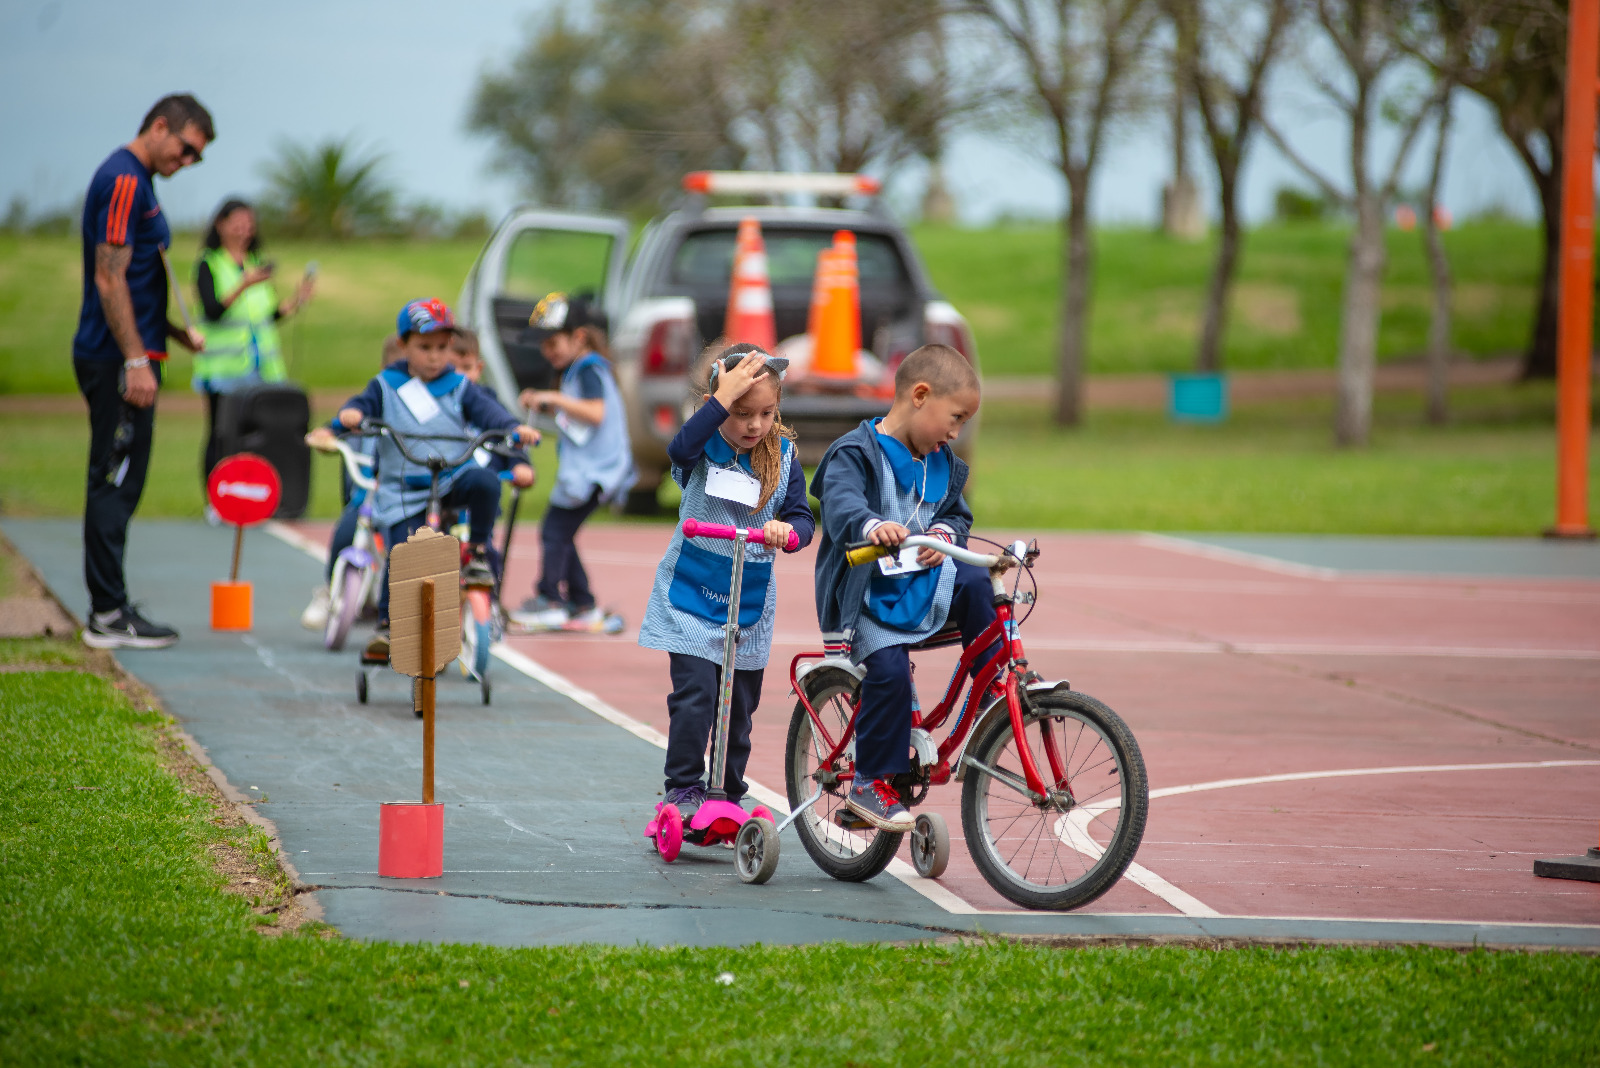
[311,436,377,492]
[356,419,528,471]
[682,518,800,553]
[844,534,1014,570]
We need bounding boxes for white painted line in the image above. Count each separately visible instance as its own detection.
[264,520,329,561]
[1135,532,1341,580]
[1148,760,1600,801]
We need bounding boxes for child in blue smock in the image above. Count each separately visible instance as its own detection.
[810,343,996,833]
[514,293,635,631]
[638,344,815,817]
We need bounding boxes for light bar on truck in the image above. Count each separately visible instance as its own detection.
[681,171,882,197]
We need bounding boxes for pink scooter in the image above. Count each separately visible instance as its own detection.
[644,519,797,884]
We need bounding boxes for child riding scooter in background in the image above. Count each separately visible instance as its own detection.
[637,343,814,821]
[334,298,537,663]
[512,292,634,632]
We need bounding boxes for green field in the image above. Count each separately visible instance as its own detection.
[0,221,1544,395]
[2,659,1593,1065]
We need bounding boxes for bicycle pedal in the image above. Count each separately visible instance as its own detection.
[833,811,873,831]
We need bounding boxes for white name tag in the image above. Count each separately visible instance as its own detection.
[878,545,927,575]
[396,376,442,424]
[556,409,595,446]
[706,464,760,507]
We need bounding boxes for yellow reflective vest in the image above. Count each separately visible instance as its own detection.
[193,248,286,391]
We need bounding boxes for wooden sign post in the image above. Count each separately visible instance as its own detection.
[378,528,461,879]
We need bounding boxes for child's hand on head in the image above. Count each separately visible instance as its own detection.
[868,521,910,548]
[712,357,765,409]
[337,408,363,429]
[762,520,794,550]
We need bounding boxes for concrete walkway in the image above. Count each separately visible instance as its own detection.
[5,517,1597,950]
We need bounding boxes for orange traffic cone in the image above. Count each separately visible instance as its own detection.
[723,216,777,351]
[810,231,860,380]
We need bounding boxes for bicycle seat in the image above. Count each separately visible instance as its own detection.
[908,623,963,652]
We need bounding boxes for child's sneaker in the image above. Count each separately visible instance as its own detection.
[300,584,330,630]
[663,783,706,820]
[361,628,390,664]
[566,605,606,631]
[460,546,495,589]
[511,595,568,629]
[845,778,914,832]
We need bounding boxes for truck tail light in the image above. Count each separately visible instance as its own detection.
[923,301,976,364]
[643,314,694,376]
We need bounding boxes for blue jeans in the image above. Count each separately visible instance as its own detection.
[853,561,1002,783]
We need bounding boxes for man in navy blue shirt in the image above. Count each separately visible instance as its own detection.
[75,93,213,649]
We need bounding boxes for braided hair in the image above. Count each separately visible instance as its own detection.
[695,340,795,514]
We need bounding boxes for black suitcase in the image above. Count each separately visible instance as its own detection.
[215,383,312,518]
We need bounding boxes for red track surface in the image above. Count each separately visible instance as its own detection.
[292,521,1600,925]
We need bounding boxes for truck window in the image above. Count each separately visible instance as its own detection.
[504,229,618,300]
[670,229,908,288]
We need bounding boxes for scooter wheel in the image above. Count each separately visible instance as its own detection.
[735,817,779,885]
[356,670,368,705]
[750,804,775,824]
[910,811,950,879]
[655,804,683,863]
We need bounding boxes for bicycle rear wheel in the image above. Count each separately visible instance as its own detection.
[324,566,363,652]
[785,668,902,882]
[959,689,1147,910]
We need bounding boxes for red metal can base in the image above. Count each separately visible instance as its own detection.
[378,801,443,878]
[211,581,252,631]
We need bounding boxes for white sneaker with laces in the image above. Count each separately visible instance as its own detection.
[566,606,606,631]
[300,585,331,630]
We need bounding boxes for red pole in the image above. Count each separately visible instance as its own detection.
[1551,0,1599,538]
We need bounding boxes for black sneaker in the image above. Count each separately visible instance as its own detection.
[461,546,494,589]
[845,778,915,833]
[83,605,179,649]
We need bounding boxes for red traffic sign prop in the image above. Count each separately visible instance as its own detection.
[206,454,282,631]
[207,453,282,526]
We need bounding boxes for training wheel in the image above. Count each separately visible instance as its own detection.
[356,670,368,705]
[654,803,683,862]
[735,817,779,885]
[413,678,424,719]
[909,811,950,879]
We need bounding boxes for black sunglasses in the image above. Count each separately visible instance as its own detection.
[175,133,204,164]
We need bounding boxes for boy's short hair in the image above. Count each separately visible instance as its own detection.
[895,344,978,398]
[451,327,480,356]
[380,333,403,367]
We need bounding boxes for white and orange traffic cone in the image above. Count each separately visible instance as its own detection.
[723,216,777,352]
[810,230,861,381]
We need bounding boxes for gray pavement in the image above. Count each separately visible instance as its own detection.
[7,517,1599,951]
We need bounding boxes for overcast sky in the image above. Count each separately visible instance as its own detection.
[0,0,1541,231]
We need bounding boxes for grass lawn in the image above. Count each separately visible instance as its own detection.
[0,221,1547,395]
[1,383,1589,536]
[1,657,1594,1064]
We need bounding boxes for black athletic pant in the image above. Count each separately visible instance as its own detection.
[664,651,762,801]
[537,486,602,611]
[201,389,224,492]
[75,358,157,615]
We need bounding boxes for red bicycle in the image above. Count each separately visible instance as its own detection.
[786,534,1148,910]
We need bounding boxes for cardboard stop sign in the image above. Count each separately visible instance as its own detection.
[208,454,282,526]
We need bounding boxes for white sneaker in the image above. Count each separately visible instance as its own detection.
[300,585,330,630]
[566,606,606,631]
[511,596,570,629]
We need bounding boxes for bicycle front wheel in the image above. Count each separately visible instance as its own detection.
[785,668,902,882]
[324,566,363,652]
[960,689,1147,910]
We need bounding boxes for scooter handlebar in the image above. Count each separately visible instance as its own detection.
[682,518,799,552]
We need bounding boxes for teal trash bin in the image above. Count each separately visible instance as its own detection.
[1170,372,1228,423]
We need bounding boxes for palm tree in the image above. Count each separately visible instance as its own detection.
[261,137,395,239]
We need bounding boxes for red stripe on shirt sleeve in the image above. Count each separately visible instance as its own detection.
[106,175,134,245]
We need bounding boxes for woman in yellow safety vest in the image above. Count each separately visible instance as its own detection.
[192,198,315,490]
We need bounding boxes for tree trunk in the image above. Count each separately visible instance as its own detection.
[1336,194,1386,446]
[1421,96,1454,425]
[1196,173,1239,374]
[1525,163,1562,379]
[1055,178,1093,426]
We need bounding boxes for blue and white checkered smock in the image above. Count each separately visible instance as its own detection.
[637,437,797,670]
[850,447,956,664]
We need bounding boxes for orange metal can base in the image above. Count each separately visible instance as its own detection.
[378,802,444,878]
[210,581,253,630]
